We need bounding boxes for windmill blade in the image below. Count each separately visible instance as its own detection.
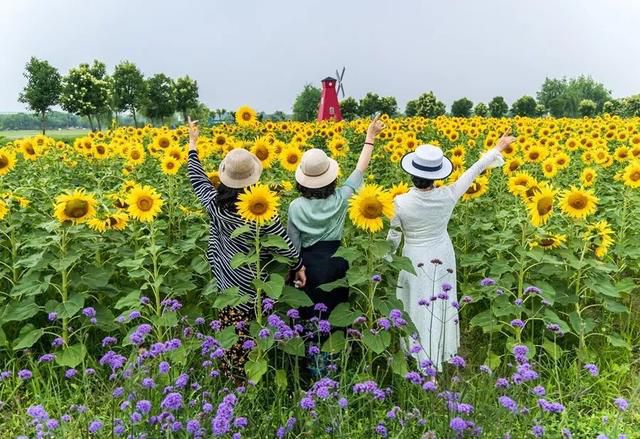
[339,66,345,81]
[336,69,341,80]
[338,82,345,98]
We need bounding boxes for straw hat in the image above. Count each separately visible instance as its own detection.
[295,148,339,188]
[218,148,263,188]
[401,144,453,180]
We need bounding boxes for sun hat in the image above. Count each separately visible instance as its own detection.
[219,148,263,188]
[295,148,339,188]
[400,144,453,180]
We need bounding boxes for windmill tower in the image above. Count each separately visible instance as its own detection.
[317,67,346,121]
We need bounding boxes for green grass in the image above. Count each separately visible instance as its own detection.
[0,129,89,140]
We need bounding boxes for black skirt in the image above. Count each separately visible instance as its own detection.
[300,240,349,320]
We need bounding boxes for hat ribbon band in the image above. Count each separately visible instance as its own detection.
[412,160,443,172]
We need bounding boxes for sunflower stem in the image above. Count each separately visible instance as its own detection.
[254,225,262,326]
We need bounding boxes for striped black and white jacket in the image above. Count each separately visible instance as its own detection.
[187,150,302,311]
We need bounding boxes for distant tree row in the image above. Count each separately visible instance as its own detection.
[19,57,203,133]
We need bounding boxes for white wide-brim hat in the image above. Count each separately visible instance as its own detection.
[401,144,453,180]
[219,148,263,188]
[295,148,339,189]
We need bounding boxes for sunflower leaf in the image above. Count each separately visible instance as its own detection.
[230,224,251,239]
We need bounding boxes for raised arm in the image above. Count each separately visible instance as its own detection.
[187,117,217,208]
[355,114,385,173]
[448,129,516,200]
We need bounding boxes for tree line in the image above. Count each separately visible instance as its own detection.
[18,57,205,133]
[292,75,640,121]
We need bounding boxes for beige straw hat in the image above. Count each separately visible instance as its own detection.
[218,148,263,188]
[295,148,339,189]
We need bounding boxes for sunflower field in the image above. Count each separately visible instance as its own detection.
[0,110,639,438]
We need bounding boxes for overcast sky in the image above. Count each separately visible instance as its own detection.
[2,0,639,114]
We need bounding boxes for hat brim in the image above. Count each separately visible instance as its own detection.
[218,155,263,189]
[400,152,453,180]
[295,158,339,189]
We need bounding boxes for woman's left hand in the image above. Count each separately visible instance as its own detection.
[366,114,385,141]
[294,266,307,288]
[188,116,199,150]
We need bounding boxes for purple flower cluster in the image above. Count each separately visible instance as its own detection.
[130,323,153,345]
[353,380,387,400]
[211,393,238,436]
[161,298,182,312]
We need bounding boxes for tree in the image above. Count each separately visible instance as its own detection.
[619,95,640,117]
[60,61,110,130]
[602,100,620,115]
[175,76,199,123]
[379,96,398,116]
[511,96,537,117]
[567,76,611,113]
[340,97,359,120]
[535,104,547,117]
[143,74,176,124]
[536,77,568,117]
[292,84,321,121]
[537,75,611,117]
[359,92,381,117]
[451,97,473,117]
[271,111,287,121]
[413,92,446,118]
[474,102,489,117]
[578,99,597,117]
[405,100,418,116]
[488,96,508,118]
[18,57,62,134]
[112,61,146,127]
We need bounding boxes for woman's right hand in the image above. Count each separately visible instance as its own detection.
[496,127,516,152]
[188,116,199,151]
[366,114,385,142]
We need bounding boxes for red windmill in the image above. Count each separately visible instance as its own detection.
[317,67,346,121]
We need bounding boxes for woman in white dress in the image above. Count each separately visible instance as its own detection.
[387,130,515,371]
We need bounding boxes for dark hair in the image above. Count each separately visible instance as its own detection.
[296,180,337,199]
[411,175,434,189]
[216,183,244,212]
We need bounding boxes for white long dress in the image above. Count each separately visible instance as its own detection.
[387,148,504,371]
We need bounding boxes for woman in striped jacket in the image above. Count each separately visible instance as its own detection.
[186,118,306,379]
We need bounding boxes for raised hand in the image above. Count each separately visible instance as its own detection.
[188,116,199,151]
[366,114,386,141]
[496,127,516,152]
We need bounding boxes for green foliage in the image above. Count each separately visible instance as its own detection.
[473,102,488,117]
[618,94,640,117]
[511,95,538,117]
[358,93,397,117]
[143,73,176,124]
[111,61,146,126]
[578,99,597,117]
[536,76,612,117]
[60,60,110,130]
[292,84,321,121]
[451,97,473,117]
[405,99,418,116]
[18,57,62,134]
[175,76,200,123]
[411,91,446,118]
[339,97,359,120]
[488,96,508,117]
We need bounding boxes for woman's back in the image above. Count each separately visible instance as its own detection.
[394,187,457,245]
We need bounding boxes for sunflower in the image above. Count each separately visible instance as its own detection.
[127,145,145,166]
[279,146,303,172]
[0,199,8,220]
[560,187,598,220]
[328,137,350,158]
[554,152,570,169]
[389,182,410,199]
[281,180,294,192]
[87,217,108,233]
[166,145,185,163]
[499,158,520,176]
[529,233,567,250]
[614,146,630,162]
[584,220,614,258]
[105,212,129,231]
[252,138,275,168]
[154,134,173,150]
[524,145,546,163]
[236,184,279,225]
[127,185,164,222]
[508,171,536,197]
[161,156,181,175]
[348,184,394,233]
[54,190,98,224]
[622,161,640,188]
[527,183,556,227]
[541,159,558,178]
[93,143,110,159]
[0,150,17,176]
[580,167,597,187]
[207,171,221,188]
[236,105,257,126]
[462,176,489,201]
[450,156,465,169]
[19,139,39,160]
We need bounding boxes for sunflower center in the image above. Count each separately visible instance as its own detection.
[537,197,553,215]
[530,152,539,160]
[159,138,170,148]
[107,217,118,226]
[466,183,481,195]
[170,152,180,160]
[631,171,640,182]
[568,194,587,209]
[137,196,153,212]
[64,199,89,218]
[166,162,175,169]
[509,162,519,171]
[96,145,105,155]
[250,200,268,215]
[256,147,269,160]
[242,112,252,121]
[540,238,555,248]
[287,154,299,164]
[216,136,225,145]
[131,151,140,160]
[0,157,8,169]
[361,198,383,219]
[25,145,35,155]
